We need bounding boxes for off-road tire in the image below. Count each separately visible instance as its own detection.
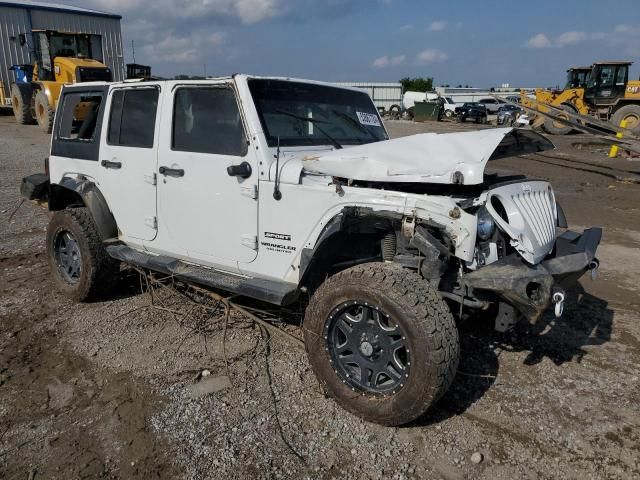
[304,263,459,426]
[34,90,55,133]
[543,105,573,135]
[11,83,34,125]
[46,207,119,302]
[611,104,640,136]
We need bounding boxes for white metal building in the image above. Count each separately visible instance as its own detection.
[0,0,124,106]
[332,82,403,112]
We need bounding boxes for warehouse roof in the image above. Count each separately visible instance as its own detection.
[0,0,121,19]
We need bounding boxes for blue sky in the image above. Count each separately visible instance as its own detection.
[75,0,640,87]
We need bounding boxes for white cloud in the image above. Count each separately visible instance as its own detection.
[428,20,447,31]
[399,24,413,32]
[143,31,225,63]
[526,33,552,48]
[234,0,280,24]
[83,0,282,24]
[372,54,406,68]
[415,48,447,65]
[614,24,632,33]
[556,31,587,47]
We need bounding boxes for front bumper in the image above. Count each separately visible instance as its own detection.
[463,228,602,321]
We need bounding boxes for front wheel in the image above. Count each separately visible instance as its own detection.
[34,90,55,133]
[610,104,640,136]
[46,208,119,301]
[304,263,459,426]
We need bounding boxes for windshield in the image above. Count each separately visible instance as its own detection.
[248,79,388,148]
[565,69,590,89]
[49,33,90,58]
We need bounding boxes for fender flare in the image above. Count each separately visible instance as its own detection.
[297,207,401,287]
[49,177,118,240]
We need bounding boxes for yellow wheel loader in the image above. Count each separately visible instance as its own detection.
[521,62,640,135]
[10,30,112,133]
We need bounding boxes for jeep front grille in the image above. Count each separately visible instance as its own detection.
[485,181,557,264]
[512,189,556,247]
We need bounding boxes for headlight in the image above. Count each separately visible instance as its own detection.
[477,207,496,241]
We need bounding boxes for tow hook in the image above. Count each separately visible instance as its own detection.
[552,289,565,318]
[589,259,600,281]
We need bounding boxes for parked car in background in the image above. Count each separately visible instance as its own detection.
[497,104,525,125]
[454,102,488,123]
[478,97,506,114]
[440,96,460,119]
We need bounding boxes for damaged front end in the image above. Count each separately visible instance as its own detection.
[298,126,601,327]
[460,179,602,325]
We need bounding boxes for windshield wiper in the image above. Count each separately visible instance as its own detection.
[332,109,378,142]
[273,110,342,150]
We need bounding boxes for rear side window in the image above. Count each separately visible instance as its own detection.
[172,87,247,156]
[51,87,107,161]
[108,88,159,148]
[58,91,104,141]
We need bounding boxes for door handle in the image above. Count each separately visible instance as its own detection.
[227,161,252,178]
[159,166,184,177]
[101,160,122,169]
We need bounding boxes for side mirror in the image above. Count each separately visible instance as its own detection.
[19,34,26,46]
[227,161,252,179]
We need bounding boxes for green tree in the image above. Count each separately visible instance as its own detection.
[399,77,434,92]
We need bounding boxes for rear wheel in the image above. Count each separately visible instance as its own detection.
[11,83,34,125]
[611,104,640,136]
[543,105,573,135]
[304,263,459,426]
[46,208,119,302]
[34,90,55,133]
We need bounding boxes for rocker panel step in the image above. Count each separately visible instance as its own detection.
[106,244,299,305]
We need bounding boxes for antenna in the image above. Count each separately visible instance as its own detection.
[273,136,282,201]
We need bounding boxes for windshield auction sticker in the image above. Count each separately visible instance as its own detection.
[356,111,381,127]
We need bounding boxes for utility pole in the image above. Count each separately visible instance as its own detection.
[204,63,207,78]
[131,39,136,64]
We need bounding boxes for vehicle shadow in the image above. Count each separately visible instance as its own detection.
[409,284,613,427]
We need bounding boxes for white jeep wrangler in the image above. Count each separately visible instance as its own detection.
[22,75,601,426]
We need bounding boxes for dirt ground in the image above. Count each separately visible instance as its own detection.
[1,111,639,480]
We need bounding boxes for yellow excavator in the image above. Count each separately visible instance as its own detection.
[10,30,113,133]
[521,62,640,135]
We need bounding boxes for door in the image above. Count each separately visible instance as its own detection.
[156,83,258,267]
[586,65,628,105]
[98,86,160,241]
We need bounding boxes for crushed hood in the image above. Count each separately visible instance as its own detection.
[301,127,553,185]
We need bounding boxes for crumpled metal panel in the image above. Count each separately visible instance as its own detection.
[300,127,553,185]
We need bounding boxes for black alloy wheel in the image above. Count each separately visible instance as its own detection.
[326,301,410,394]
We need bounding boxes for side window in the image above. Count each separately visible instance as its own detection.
[108,88,159,148]
[599,66,614,87]
[615,66,627,85]
[58,91,104,141]
[172,87,247,156]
